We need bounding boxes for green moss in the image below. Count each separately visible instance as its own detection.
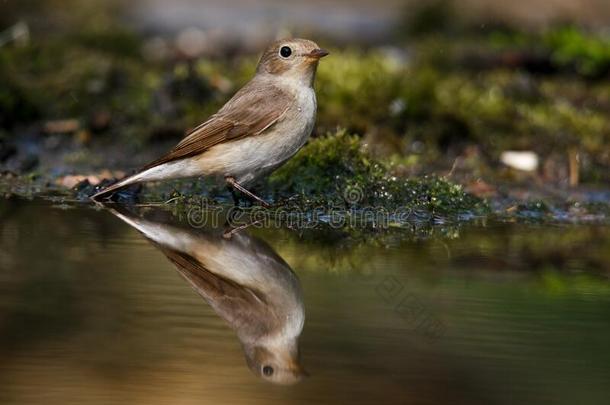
[545,27,610,78]
[315,49,408,134]
[2,24,610,201]
[0,41,154,124]
[318,45,610,180]
[398,0,458,38]
[484,26,610,78]
[270,129,374,194]
[70,28,143,58]
[0,36,228,146]
[433,72,610,173]
[270,130,486,216]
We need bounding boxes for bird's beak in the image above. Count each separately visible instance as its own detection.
[305,48,329,60]
[289,360,310,378]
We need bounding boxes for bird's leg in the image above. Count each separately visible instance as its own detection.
[223,201,260,238]
[226,183,253,207]
[226,184,241,206]
[222,220,262,239]
[225,177,270,207]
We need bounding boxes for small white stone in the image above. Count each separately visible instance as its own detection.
[500,151,539,171]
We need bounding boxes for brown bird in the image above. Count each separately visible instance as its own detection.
[92,38,328,205]
[105,205,307,385]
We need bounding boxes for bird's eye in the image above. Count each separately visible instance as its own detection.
[279,46,292,58]
[262,365,274,376]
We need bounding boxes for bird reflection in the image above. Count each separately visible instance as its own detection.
[105,206,306,385]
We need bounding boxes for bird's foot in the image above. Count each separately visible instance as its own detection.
[225,177,270,208]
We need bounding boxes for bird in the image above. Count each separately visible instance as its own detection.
[91,38,329,206]
[105,204,307,385]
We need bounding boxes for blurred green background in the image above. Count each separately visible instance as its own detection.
[1,0,609,190]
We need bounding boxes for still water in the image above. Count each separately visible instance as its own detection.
[1,198,609,404]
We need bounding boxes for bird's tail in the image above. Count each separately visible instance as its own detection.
[90,159,199,202]
[90,172,143,201]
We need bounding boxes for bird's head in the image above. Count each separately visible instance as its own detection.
[256,38,328,86]
[244,340,307,385]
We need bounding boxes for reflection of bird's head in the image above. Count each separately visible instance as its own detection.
[244,340,307,385]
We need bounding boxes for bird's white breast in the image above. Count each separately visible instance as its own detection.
[197,81,316,184]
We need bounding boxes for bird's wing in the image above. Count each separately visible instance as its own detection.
[156,244,278,338]
[142,82,294,170]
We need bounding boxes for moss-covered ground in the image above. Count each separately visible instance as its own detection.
[1,19,609,225]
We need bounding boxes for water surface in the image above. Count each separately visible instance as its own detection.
[1,199,609,404]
